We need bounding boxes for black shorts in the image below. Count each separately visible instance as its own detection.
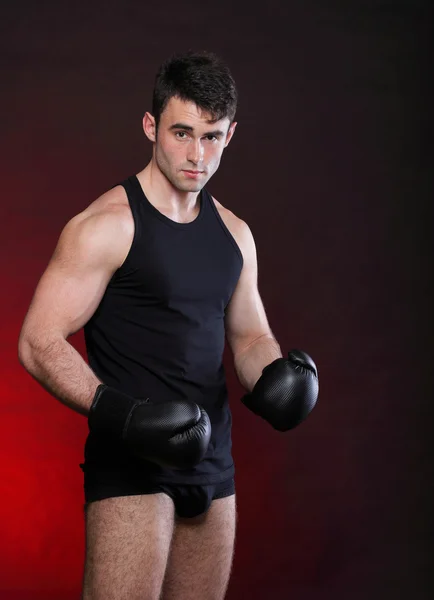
[80,463,235,519]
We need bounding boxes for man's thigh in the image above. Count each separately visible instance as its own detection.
[82,492,175,600]
[161,494,237,600]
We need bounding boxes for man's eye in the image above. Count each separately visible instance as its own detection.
[176,132,187,138]
[206,135,217,142]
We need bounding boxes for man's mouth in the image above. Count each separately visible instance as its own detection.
[182,170,204,178]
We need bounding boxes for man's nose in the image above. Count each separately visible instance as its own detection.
[187,140,204,165]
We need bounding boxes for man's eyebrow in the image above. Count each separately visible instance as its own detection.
[169,123,225,136]
[170,122,194,131]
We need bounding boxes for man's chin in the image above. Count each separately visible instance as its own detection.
[176,178,205,193]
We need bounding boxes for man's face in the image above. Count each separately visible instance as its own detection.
[145,96,236,192]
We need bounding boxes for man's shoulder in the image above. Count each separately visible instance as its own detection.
[210,195,250,259]
[85,183,130,215]
[211,195,245,231]
[68,184,133,249]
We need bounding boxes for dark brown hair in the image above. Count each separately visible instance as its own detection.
[152,51,237,129]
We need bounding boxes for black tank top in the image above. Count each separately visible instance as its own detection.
[82,175,244,484]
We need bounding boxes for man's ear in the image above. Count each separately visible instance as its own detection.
[143,112,157,142]
[224,121,237,147]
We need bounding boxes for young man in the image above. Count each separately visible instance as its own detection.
[18,52,318,600]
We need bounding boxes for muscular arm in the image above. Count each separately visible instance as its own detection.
[18,189,132,416]
[225,219,282,392]
[18,334,101,417]
[233,334,282,393]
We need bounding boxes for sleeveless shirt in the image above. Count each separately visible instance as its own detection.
[82,175,244,484]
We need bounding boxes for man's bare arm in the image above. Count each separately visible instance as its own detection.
[18,191,132,416]
[19,333,102,417]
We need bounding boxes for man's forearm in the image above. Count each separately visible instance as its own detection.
[233,335,283,392]
[18,335,102,417]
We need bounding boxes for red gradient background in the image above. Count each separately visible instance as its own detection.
[1,1,433,599]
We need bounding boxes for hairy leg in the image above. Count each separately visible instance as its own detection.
[161,494,237,600]
[81,493,175,600]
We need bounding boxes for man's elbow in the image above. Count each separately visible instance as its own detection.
[17,328,44,370]
[18,331,33,369]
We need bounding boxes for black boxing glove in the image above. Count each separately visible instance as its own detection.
[88,384,211,470]
[241,349,319,431]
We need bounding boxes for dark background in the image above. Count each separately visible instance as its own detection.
[1,1,433,598]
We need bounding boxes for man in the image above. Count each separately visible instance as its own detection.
[18,51,318,600]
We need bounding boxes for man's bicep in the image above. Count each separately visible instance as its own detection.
[224,221,273,356]
[20,213,123,345]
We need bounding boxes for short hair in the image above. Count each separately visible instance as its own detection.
[152,51,238,129]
